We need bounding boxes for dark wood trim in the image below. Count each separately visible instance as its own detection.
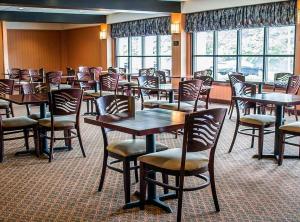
[0,11,106,23]
[0,0,180,13]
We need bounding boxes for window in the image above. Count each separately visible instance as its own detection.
[192,26,295,82]
[116,35,172,73]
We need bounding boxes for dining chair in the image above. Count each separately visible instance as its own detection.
[0,79,15,118]
[0,112,39,162]
[156,70,169,100]
[196,75,214,109]
[228,73,245,119]
[22,83,50,120]
[159,79,204,112]
[78,66,90,74]
[138,108,227,222]
[278,121,300,165]
[138,76,166,110]
[29,69,43,83]
[45,71,62,90]
[89,67,102,81]
[20,69,30,83]
[161,69,171,83]
[95,95,168,205]
[87,73,119,98]
[283,76,300,120]
[228,82,275,157]
[66,67,76,86]
[38,88,86,162]
[193,69,213,78]
[273,73,293,91]
[8,68,21,82]
[139,68,156,76]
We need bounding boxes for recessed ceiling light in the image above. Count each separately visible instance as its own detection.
[18,7,24,10]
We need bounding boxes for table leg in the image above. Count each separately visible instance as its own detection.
[128,75,131,82]
[169,90,174,103]
[274,105,284,155]
[40,103,48,154]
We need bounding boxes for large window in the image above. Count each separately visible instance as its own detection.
[193,26,295,82]
[116,35,172,73]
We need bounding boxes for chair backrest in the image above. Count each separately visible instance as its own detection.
[0,79,14,96]
[198,76,214,95]
[49,88,83,118]
[99,73,119,93]
[286,75,300,95]
[89,67,102,80]
[29,69,43,83]
[8,68,21,80]
[194,69,213,79]
[156,70,167,84]
[45,71,62,88]
[66,67,75,76]
[274,73,293,90]
[22,83,48,95]
[77,72,94,90]
[78,66,90,74]
[160,69,171,83]
[20,69,30,81]
[95,95,135,139]
[233,82,256,117]
[139,68,156,76]
[180,108,227,170]
[178,79,203,102]
[138,75,159,98]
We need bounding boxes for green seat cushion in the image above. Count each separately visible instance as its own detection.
[29,112,51,120]
[0,99,9,108]
[138,148,208,171]
[107,139,168,157]
[280,122,300,133]
[2,116,38,129]
[38,115,76,128]
[240,114,275,126]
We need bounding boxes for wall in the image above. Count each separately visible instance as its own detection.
[7,29,62,71]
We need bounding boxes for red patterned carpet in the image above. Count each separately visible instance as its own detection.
[0,103,299,221]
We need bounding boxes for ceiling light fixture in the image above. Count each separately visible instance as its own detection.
[99,24,108,40]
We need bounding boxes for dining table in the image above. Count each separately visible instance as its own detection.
[233,92,300,159]
[84,108,186,212]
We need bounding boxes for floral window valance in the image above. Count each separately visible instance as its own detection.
[111,16,171,38]
[185,0,296,33]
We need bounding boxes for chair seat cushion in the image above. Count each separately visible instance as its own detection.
[138,148,208,171]
[0,99,9,108]
[143,100,168,108]
[83,89,97,95]
[29,112,51,120]
[107,139,168,157]
[60,84,72,89]
[86,91,115,97]
[3,116,38,129]
[159,102,200,112]
[118,81,138,87]
[240,114,275,126]
[280,122,300,133]
[38,115,76,128]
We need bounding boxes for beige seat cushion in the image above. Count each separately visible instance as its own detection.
[240,114,275,126]
[280,122,300,133]
[29,112,51,120]
[159,102,198,112]
[0,99,9,108]
[83,89,97,95]
[118,81,138,87]
[86,91,115,97]
[38,115,76,128]
[143,100,168,108]
[138,148,208,171]
[107,139,168,157]
[59,84,72,89]
[2,116,38,129]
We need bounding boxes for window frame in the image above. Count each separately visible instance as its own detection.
[115,35,172,73]
[192,26,296,82]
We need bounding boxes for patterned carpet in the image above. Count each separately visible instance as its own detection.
[0,103,300,222]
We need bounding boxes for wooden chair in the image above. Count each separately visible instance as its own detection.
[0,79,15,118]
[283,76,300,120]
[193,69,213,78]
[197,76,214,109]
[139,108,227,222]
[29,69,43,83]
[87,73,119,98]
[78,66,90,74]
[89,67,102,81]
[66,67,76,85]
[139,68,156,76]
[278,121,300,165]
[228,73,245,119]
[159,79,204,113]
[273,73,293,91]
[138,76,165,110]
[45,71,62,90]
[38,88,86,162]
[20,69,30,83]
[22,83,50,120]
[161,69,171,83]
[228,82,275,157]
[8,68,21,82]
[95,95,168,205]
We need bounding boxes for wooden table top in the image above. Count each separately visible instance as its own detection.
[0,93,48,105]
[234,92,300,106]
[84,109,186,136]
[134,83,211,91]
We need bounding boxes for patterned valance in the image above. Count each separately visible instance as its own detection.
[185,0,296,33]
[111,16,171,38]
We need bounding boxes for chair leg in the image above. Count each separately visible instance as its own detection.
[175,175,179,197]
[49,130,54,162]
[86,101,90,113]
[258,127,264,160]
[76,127,86,158]
[209,167,220,212]
[9,103,14,117]
[162,173,169,194]
[250,128,255,148]
[33,126,40,157]
[133,159,139,183]
[175,130,178,139]
[98,150,108,191]
[123,160,131,204]
[139,163,146,210]
[177,174,185,222]
[5,108,9,118]
[228,122,239,153]
[229,101,234,119]
[0,132,4,162]
[294,106,298,121]
[64,129,72,150]
[23,129,30,151]
[228,100,233,116]
[278,132,285,166]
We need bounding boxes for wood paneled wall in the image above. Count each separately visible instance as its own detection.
[7,30,62,71]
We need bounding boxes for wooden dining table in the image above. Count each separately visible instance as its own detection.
[84,108,186,212]
[233,92,300,159]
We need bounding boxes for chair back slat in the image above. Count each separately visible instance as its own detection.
[49,88,82,116]
[99,73,119,92]
[286,75,300,95]
[0,79,14,96]
[184,108,227,153]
